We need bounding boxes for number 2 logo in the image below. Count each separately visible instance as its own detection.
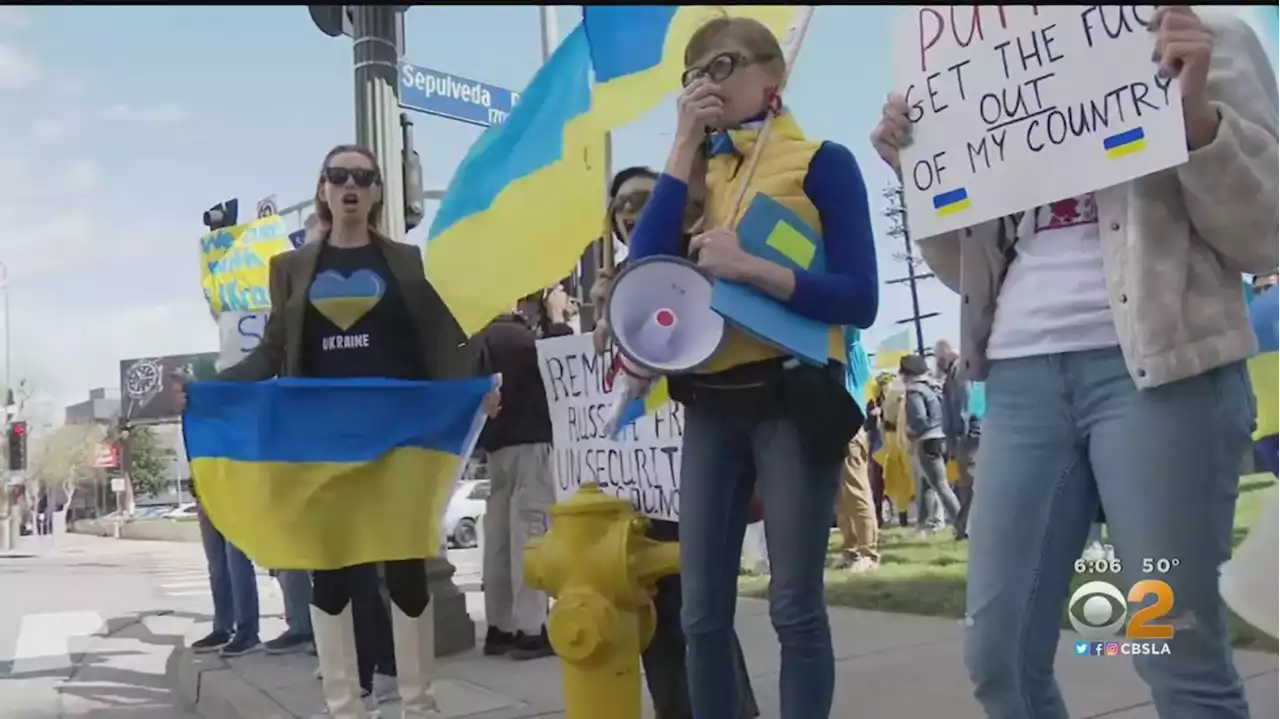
[1126,579,1174,640]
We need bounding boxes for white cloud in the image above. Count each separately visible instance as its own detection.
[0,42,36,90]
[99,102,187,127]
[31,118,71,141]
[0,7,29,29]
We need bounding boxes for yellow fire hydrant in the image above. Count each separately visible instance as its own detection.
[524,483,680,719]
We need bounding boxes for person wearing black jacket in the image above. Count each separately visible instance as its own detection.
[473,297,558,660]
[592,166,759,719]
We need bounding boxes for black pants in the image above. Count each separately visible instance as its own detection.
[312,559,429,691]
[643,520,759,719]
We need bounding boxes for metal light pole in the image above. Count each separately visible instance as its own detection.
[0,261,10,410]
[352,5,407,242]
[882,184,939,356]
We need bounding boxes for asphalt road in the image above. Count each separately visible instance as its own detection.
[0,533,203,719]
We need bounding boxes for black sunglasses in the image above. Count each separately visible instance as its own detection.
[681,51,776,88]
[323,166,380,188]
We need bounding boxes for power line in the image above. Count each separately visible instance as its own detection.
[881,184,938,356]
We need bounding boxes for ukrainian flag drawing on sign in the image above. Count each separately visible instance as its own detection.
[427,25,606,337]
[199,215,293,315]
[183,376,495,570]
[583,6,802,132]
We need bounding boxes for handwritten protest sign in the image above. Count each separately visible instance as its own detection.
[535,333,681,522]
[199,215,293,314]
[893,6,1187,240]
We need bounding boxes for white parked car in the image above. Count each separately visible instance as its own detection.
[164,503,199,519]
[444,480,489,549]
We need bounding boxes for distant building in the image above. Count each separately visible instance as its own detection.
[64,388,120,426]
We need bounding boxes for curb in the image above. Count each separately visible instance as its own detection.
[175,649,295,719]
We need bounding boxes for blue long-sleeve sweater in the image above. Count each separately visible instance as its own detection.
[628,141,880,329]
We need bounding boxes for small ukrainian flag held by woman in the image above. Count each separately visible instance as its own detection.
[183,376,497,570]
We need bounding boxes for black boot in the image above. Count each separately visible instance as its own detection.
[510,627,555,661]
[482,626,515,656]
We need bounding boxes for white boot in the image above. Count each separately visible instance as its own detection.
[1221,485,1280,639]
[390,602,438,718]
[310,605,369,719]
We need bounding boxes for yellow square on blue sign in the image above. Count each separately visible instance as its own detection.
[765,221,817,270]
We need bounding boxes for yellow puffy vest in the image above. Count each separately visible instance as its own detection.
[699,112,843,374]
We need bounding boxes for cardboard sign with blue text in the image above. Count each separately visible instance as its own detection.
[216,311,268,372]
[893,6,1187,240]
[534,333,681,522]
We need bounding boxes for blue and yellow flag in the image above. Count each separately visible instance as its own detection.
[1247,284,1278,441]
[873,329,912,371]
[427,25,606,337]
[583,6,801,132]
[183,377,495,570]
[199,215,293,315]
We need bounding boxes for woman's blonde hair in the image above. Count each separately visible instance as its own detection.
[683,17,786,82]
[313,144,384,230]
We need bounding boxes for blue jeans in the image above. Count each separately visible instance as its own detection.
[277,570,313,637]
[198,508,260,642]
[965,348,1252,719]
[680,404,839,719]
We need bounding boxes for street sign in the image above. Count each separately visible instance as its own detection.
[398,62,518,128]
[110,478,125,493]
[256,195,278,219]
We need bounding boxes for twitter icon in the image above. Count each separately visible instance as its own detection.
[1073,641,1090,656]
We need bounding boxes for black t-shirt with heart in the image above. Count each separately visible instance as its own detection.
[301,243,424,380]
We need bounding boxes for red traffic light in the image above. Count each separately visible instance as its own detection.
[10,422,25,436]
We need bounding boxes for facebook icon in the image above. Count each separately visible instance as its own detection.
[1091,642,1106,656]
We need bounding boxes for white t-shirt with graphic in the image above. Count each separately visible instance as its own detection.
[986,194,1121,360]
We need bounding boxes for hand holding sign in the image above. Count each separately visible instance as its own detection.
[871,93,914,176]
[1149,6,1220,149]
[892,5,1189,240]
[689,227,755,282]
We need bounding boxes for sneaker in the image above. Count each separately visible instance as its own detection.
[190,630,231,654]
[372,672,399,704]
[848,556,880,574]
[510,628,555,661]
[265,631,314,655]
[218,635,262,658]
[483,626,515,656]
[309,689,381,718]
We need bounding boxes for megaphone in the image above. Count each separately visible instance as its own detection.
[1220,483,1279,639]
[600,257,726,437]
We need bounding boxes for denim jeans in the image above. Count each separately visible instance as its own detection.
[277,570,313,637]
[680,404,839,719]
[198,508,260,642]
[965,348,1252,719]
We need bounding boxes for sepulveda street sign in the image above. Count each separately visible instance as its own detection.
[398,62,518,128]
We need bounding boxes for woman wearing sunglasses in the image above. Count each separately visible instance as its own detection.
[592,165,760,719]
[626,17,879,719]
[179,143,493,719]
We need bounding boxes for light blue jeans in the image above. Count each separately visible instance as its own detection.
[277,570,313,637]
[680,404,840,719]
[965,348,1253,719]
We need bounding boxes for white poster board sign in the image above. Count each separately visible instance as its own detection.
[893,5,1187,240]
[535,334,682,521]
[216,311,268,371]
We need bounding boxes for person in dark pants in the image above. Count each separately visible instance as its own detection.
[593,165,758,719]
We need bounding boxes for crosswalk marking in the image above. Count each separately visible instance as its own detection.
[145,555,280,601]
[11,611,104,675]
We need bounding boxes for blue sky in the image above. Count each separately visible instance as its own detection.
[0,5,1273,414]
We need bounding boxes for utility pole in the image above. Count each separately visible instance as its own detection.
[882,184,939,356]
[352,6,407,241]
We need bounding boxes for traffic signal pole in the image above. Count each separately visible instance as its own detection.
[352,6,407,242]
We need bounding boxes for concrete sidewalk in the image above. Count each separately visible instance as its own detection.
[173,594,1278,719]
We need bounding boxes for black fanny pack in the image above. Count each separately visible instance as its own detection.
[669,358,864,465]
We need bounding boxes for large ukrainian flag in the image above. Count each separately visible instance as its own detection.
[183,377,495,570]
[583,6,803,132]
[427,25,606,337]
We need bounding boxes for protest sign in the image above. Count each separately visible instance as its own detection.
[893,5,1187,240]
[535,333,681,522]
[199,215,293,314]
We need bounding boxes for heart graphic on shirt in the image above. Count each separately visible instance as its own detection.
[308,269,385,331]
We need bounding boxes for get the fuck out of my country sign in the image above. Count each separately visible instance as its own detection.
[893,5,1188,240]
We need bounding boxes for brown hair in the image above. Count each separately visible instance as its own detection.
[314,144,384,229]
[683,17,786,82]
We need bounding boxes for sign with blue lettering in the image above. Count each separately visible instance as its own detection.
[398,62,519,128]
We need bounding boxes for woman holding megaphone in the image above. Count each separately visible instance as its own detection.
[593,165,760,719]
[624,17,880,719]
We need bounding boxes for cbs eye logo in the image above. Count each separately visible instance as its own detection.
[1068,580,1175,641]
